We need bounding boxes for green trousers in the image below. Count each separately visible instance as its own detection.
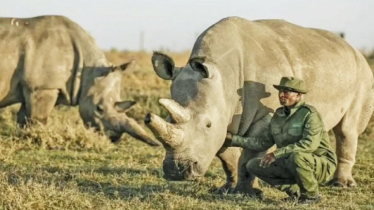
[246,152,336,198]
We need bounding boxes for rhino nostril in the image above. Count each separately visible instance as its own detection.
[144,113,151,124]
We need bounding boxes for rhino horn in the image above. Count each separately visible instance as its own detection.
[145,113,183,147]
[159,98,191,123]
[111,115,161,146]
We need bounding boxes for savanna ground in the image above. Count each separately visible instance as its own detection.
[0,50,373,210]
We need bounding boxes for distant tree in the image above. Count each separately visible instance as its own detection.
[109,48,119,53]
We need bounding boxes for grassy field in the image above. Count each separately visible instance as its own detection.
[0,51,373,210]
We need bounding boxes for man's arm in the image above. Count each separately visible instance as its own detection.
[225,130,274,152]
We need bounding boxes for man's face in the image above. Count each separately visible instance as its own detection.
[278,89,301,107]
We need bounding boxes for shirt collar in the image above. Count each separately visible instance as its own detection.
[283,100,305,117]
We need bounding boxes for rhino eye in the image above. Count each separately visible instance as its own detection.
[206,122,212,128]
[95,105,104,116]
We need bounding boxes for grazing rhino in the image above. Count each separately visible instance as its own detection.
[145,16,374,194]
[0,15,159,146]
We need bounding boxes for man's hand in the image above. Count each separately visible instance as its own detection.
[223,132,233,147]
[259,152,276,168]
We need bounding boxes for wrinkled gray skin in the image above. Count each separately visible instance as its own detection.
[145,16,374,194]
[0,15,159,146]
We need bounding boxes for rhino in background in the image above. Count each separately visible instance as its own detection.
[145,16,374,194]
[0,15,159,146]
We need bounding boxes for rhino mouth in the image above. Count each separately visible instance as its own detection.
[109,133,122,143]
[163,159,202,181]
[104,130,122,143]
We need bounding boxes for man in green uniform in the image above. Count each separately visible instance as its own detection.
[225,77,337,205]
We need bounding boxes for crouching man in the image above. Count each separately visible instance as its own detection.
[225,77,337,205]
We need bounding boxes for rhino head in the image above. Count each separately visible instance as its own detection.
[78,60,160,146]
[145,52,230,180]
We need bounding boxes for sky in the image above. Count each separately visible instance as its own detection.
[1,0,374,52]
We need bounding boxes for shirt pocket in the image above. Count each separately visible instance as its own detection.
[271,126,282,136]
[287,124,303,137]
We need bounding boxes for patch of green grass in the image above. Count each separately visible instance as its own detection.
[1,101,373,210]
[0,51,373,209]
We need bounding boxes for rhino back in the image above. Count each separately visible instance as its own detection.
[0,15,106,106]
[191,17,374,134]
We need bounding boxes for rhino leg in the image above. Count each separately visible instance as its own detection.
[16,103,28,126]
[215,145,269,197]
[330,91,374,188]
[214,146,241,193]
[232,114,272,196]
[331,121,358,187]
[233,149,264,195]
[19,88,59,125]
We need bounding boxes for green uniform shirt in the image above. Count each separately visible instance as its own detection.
[231,100,337,165]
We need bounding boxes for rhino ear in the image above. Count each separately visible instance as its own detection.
[152,51,179,80]
[190,58,212,78]
[118,59,135,72]
[115,101,137,112]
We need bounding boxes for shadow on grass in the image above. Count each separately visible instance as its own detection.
[3,163,277,205]
[77,180,167,200]
[93,166,163,178]
[3,164,162,186]
[76,174,277,206]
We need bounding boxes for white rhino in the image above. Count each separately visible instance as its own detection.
[0,15,159,146]
[145,16,374,194]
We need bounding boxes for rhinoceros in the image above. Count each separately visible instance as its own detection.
[145,16,374,194]
[0,15,159,146]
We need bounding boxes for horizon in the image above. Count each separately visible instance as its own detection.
[2,0,374,53]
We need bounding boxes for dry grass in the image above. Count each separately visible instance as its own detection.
[0,51,373,210]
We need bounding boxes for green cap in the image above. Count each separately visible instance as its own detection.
[273,77,308,94]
